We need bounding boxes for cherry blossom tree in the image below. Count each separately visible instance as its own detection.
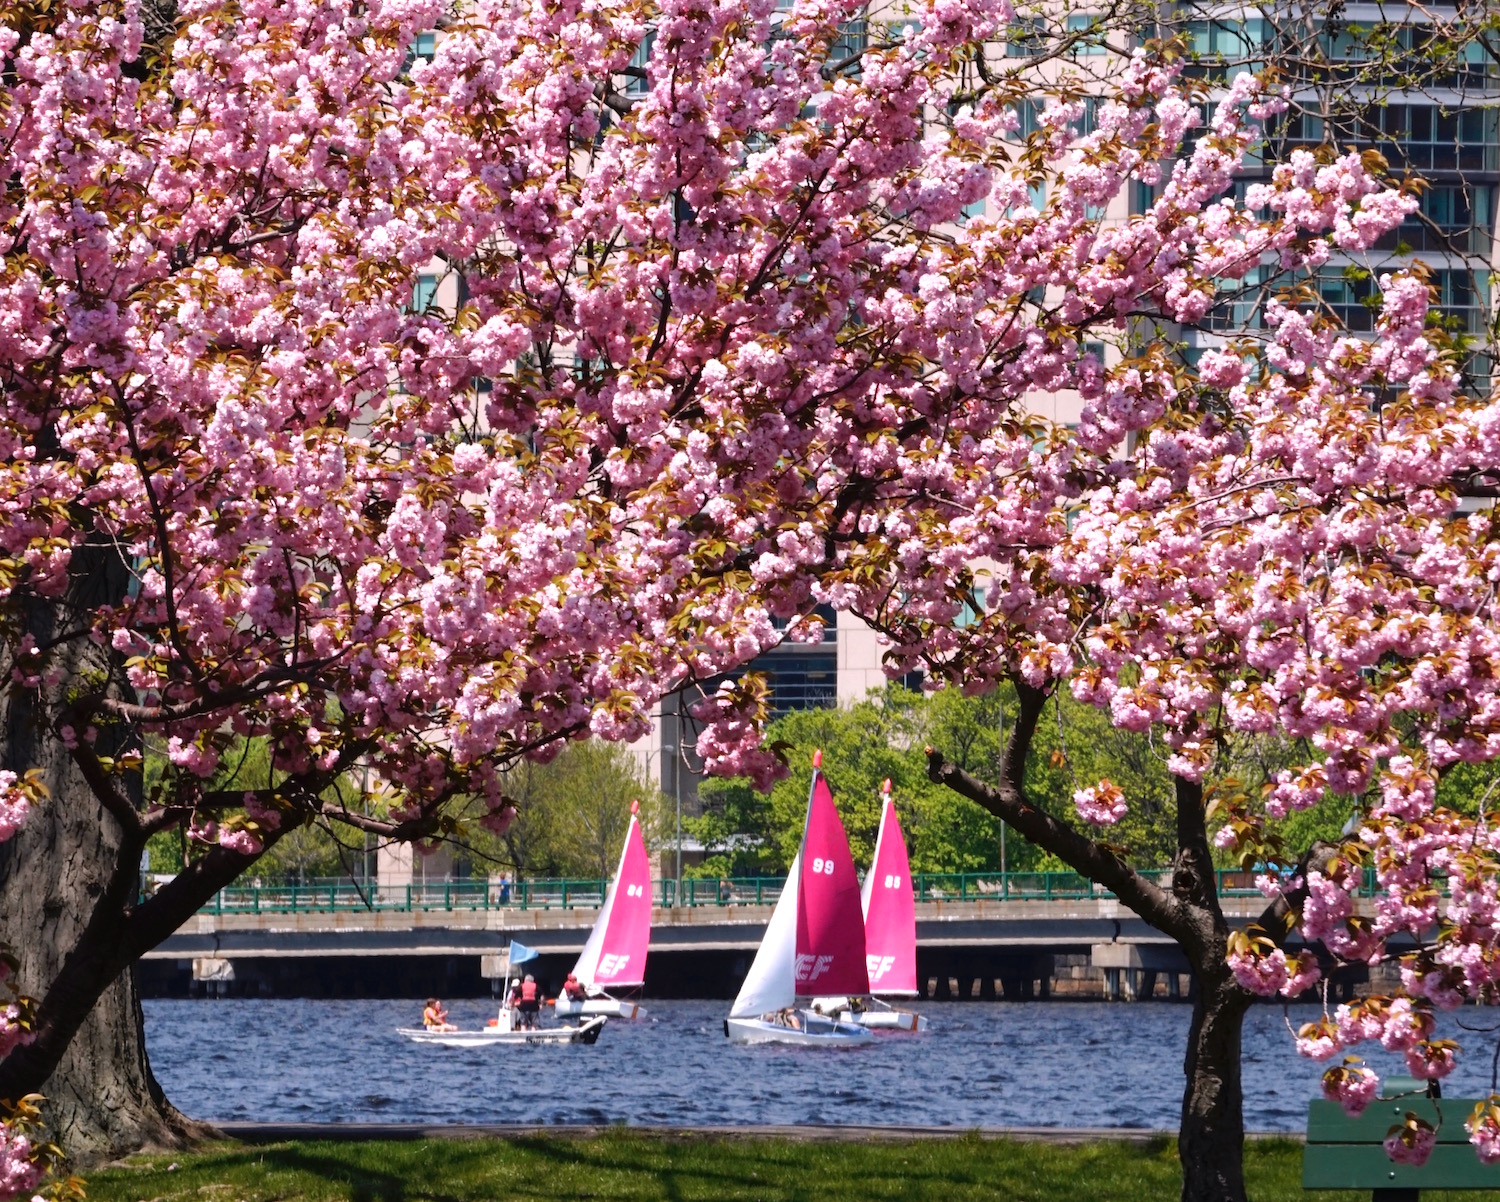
[692,33,1500,1202]
[0,0,1479,1197]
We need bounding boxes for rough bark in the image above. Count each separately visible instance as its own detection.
[0,551,207,1162]
[926,684,1262,1202]
[1181,966,1254,1202]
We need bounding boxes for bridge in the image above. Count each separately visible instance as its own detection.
[139,870,1385,1003]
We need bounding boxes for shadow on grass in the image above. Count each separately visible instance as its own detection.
[86,1132,1236,1202]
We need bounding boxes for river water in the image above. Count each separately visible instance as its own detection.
[142,999,1500,1132]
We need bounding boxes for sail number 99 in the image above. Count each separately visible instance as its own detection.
[810,857,835,875]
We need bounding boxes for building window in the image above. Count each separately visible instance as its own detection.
[759,649,839,718]
[401,30,437,76]
[830,19,868,73]
[1006,17,1045,57]
[956,587,987,628]
[625,30,655,96]
[1378,184,1494,255]
[1355,105,1500,174]
[1180,19,1266,81]
[411,273,439,313]
[1202,268,1266,332]
[1067,14,1106,54]
[1013,99,1041,138]
[1432,269,1490,335]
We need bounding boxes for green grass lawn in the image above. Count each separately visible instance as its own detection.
[81,1132,1500,1202]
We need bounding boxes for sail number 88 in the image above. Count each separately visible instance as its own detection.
[810,857,835,875]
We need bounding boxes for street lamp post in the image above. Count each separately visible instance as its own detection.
[674,704,683,902]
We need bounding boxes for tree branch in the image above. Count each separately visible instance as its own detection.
[926,680,1198,944]
[1256,839,1341,947]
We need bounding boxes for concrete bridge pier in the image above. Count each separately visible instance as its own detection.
[1092,943,1189,1002]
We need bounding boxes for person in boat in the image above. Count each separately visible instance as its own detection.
[774,1007,802,1031]
[562,972,587,1003]
[422,998,455,1031]
[517,974,542,1029]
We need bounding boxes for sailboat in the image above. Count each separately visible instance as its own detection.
[835,779,929,1032]
[554,800,651,1020]
[725,753,875,1046]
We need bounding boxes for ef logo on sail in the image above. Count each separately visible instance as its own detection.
[794,954,835,982]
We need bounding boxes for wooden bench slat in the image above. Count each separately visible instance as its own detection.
[1308,1098,1479,1145]
[1304,1143,1500,1190]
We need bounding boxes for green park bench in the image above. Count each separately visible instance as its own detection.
[1305,1079,1500,1200]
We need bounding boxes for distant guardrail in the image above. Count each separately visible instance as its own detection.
[188,867,1375,916]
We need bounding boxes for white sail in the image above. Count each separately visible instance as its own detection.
[571,868,617,988]
[729,850,800,1018]
[859,804,887,920]
[571,812,650,989]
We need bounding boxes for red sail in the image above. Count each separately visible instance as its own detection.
[793,771,870,996]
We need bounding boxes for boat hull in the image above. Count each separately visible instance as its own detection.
[807,996,928,1032]
[397,1016,606,1047]
[842,1008,928,1032]
[554,996,641,1019]
[724,1015,875,1047]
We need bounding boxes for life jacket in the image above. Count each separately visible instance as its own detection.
[520,979,539,1003]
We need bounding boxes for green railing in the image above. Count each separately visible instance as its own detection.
[197,866,1368,916]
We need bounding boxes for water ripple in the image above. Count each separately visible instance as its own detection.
[142,998,1496,1132]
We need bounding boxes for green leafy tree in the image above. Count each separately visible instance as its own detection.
[690,686,1012,877]
[459,741,667,881]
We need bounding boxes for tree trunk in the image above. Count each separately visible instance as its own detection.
[0,779,207,1162]
[0,552,207,1162]
[1179,963,1254,1202]
[925,725,1265,1202]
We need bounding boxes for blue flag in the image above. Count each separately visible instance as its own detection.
[507,939,540,966]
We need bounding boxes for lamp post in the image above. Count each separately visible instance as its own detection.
[997,696,1007,879]
[674,703,683,901]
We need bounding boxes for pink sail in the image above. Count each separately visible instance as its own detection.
[794,770,869,996]
[861,791,918,996]
[573,810,652,989]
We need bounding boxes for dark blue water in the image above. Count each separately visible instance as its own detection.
[142,999,1500,1132]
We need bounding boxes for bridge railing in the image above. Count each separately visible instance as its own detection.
[198,866,1365,916]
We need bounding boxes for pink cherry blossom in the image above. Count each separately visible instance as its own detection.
[1073,780,1128,825]
[1321,1061,1379,1116]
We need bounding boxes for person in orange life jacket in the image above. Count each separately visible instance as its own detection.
[563,972,587,1003]
[422,998,454,1031]
[517,974,542,1029]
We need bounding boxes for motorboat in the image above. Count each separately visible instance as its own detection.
[397,1014,607,1046]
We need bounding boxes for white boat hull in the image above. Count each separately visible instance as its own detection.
[554,996,642,1019]
[807,996,928,1032]
[724,1014,876,1047]
[397,1016,606,1047]
[841,1008,928,1032]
